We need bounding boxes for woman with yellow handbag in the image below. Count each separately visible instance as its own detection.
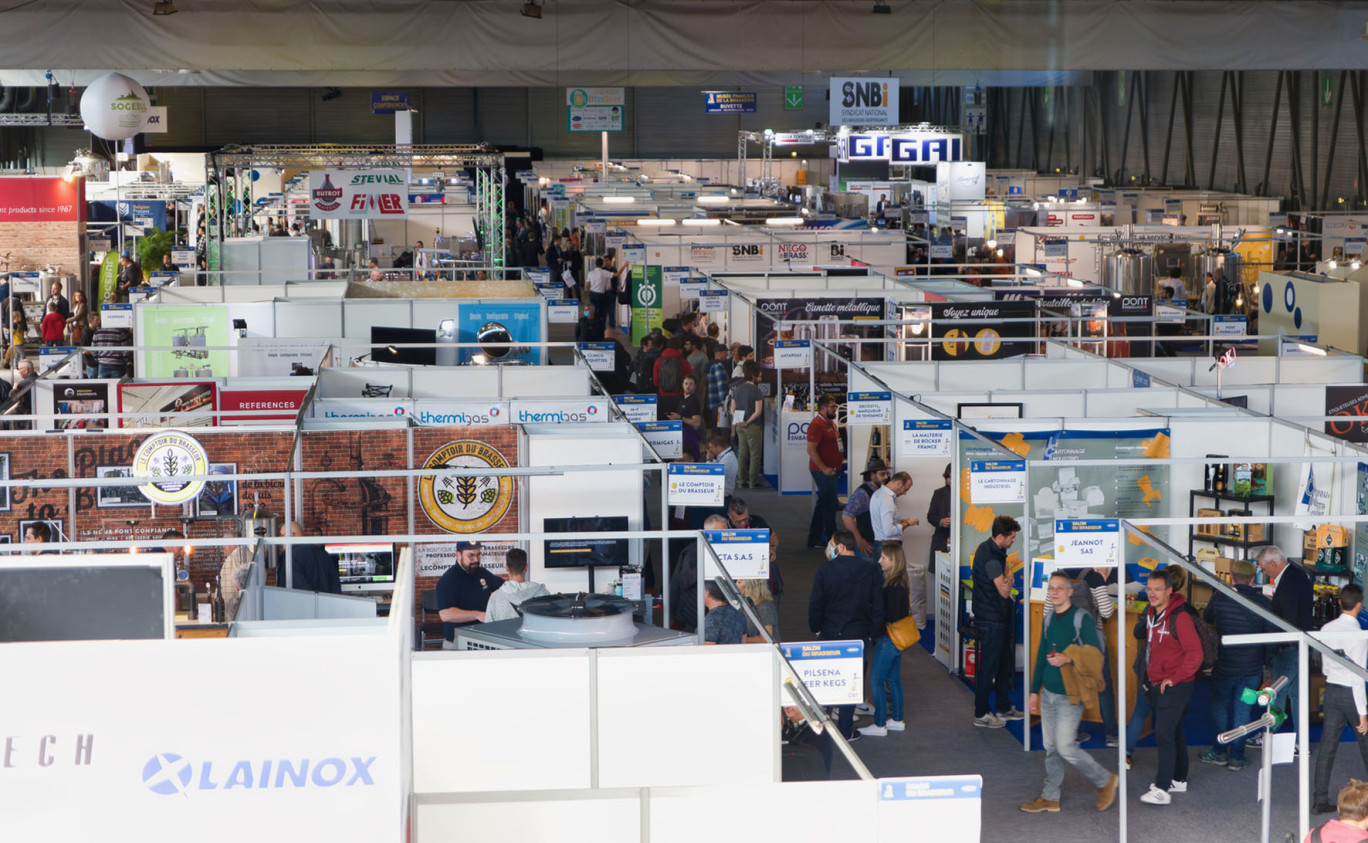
[860,545,916,737]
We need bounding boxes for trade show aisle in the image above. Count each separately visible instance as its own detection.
[746,483,1317,842]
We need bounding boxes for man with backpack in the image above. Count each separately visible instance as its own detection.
[1199,558,1274,772]
[1042,568,1121,747]
[1139,566,1206,806]
[653,334,692,418]
[629,334,663,394]
[1021,571,1119,814]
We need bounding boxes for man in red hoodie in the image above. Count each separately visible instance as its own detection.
[652,334,692,419]
[1139,566,1205,806]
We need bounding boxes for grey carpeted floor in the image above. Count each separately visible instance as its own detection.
[726,480,1346,843]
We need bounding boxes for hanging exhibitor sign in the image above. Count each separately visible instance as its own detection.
[702,528,770,580]
[418,440,515,534]
[667,463,725,507]
[370,91,410,114]
[132,430,210,505]
[846,391,892,424]
[547,299,577,323]
[829,77,900,127]
[679,279,705,299]
[577,341,615,372]
[704,91,757,114]
[0,176,83,223]
[838,131,963,165]
[636,420,683,459]
[567,87,625,133]
[970,459,1027,504]
[308,169,408,219]
[1053,518,1121,570]
[613,394,657,424]
[878,776,984,842]
[698,290,729,313]
[930,301,1036,361]
[901,419,953,457]
[773,339,811,369]
[781,640,864,706]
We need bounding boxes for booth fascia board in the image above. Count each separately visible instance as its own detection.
[521,422,648,594]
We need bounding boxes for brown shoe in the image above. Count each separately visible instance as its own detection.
[1096,773,1119,811]
[1020,798,1060,813]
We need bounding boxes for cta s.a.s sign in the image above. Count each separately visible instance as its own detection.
[308,169,408,219]
[829,76,899,127]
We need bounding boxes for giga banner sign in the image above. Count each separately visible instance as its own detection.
[837,132,963,164]
[309,169,408,220]
[829,77,900,127]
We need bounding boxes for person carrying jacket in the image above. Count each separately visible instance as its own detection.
[1139,567,1205,806]
[1199,559,1274,771]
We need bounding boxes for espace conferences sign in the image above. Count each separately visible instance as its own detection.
[829,77,899,127]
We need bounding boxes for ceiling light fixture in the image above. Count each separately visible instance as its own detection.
[520,0,542,18]
[153,1,178,15]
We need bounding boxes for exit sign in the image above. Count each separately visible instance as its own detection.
[785,86,803,110]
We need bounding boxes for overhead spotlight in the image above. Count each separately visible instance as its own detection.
[520,0,542,18]
[321,87,342,102]
[152,0,178,14]
[872,0,891,13]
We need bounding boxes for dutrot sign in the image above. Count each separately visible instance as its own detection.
[309,169,408,219]
[829,77,899,126]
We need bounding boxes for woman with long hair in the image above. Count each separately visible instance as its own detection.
[860,544,910,737]
[67,289,88,345]
[739,577,778,644]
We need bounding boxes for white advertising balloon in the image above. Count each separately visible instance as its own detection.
[79,72,151,141]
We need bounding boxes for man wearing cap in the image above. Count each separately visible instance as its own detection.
[435,541,504,649]
[1198,558,1274,771]
[842,457,889,561]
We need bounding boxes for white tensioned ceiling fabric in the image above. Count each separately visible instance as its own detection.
[1,0,1368,86]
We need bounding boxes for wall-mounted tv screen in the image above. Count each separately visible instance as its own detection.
[371,326,437,366]
[542,516,630,569]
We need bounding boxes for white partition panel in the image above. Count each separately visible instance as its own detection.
[319,366,413,399]
[415,793,640,843]
[1022,359,1110,390]
[411,651,593,793]
[276,300,344,338]
[947,360,1026,391]
[1086,387,1181,416]
[1281,357,1364,385]
[410,366,500,399]
[504,365,590,398]
[859,361,939,395]
[650,781,875,843]
[595,646,777,788]
[409,300,462,333]
[344,299,414,337]
[1132,358,1196,384]
[1194,356,1277,386]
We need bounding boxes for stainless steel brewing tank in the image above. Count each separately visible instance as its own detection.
[1102,248,1155,296]
[1193,247,1244,288]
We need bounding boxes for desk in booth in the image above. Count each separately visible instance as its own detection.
[1028,601,1145,726]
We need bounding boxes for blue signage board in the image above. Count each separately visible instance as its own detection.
[704,91,758,114]
[371,91,411,114]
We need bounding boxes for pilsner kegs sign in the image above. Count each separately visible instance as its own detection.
[829,77,899,127]
[309,169,408,219]
[930,301,1036,361]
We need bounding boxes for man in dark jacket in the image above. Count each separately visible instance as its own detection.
[1258,544,1314,731]
[808,529,884,743]
[1199,559,1274,771]
[971,515,1024,729]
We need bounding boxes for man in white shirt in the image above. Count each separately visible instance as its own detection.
[870,471,917,553]
[705,430,737,499]
[1312,584,1368,815]
[483,548,549,623]
[585,256,615,333]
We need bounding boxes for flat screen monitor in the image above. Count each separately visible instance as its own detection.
[328,542,397,592]
[371,326,437,366]
[542,516,630,569]
[0,553,175,641]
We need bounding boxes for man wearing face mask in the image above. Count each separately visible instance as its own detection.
[575,301,604,343]
[808,529,885,745]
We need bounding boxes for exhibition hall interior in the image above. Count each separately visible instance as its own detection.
[7,1,1368,841]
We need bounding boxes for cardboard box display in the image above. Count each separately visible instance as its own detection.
[1226,510,1266,543]
[1196,508,1223,536]
[1316,524,1350,549]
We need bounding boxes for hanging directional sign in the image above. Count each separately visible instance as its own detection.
[785,86,804,110]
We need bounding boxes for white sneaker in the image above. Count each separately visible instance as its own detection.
[854,703,875,715]
[973,714,1006,729]
[1140,784,1171,805]
[857,724,888,737]
[886,720,906,732]
[1168,780,1187,793]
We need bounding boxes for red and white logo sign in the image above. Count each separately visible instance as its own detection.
[0,177,84,223]
[218,388,309,424]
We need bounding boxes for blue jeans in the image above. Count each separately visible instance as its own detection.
[1040,689,1113,800]
[1270,645,1298,728]
[1210,671,1261,761]
[871,636,904,726]
[807,470,840,546]
[973,618,1015,718]
[1126,677,1152,753]
[96,363,125,379]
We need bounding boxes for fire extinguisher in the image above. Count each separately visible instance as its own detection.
[964,646,978,681]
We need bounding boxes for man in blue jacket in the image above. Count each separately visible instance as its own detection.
[1199,559,1274,770]
[1258,545,1315,732]
[808,529,884,745]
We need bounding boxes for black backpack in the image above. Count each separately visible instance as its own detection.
[629,348,661,393]
[1169,602,1220,672]
[657,354,683,393]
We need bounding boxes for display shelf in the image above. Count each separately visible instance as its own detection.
[1188,489,1274,559]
